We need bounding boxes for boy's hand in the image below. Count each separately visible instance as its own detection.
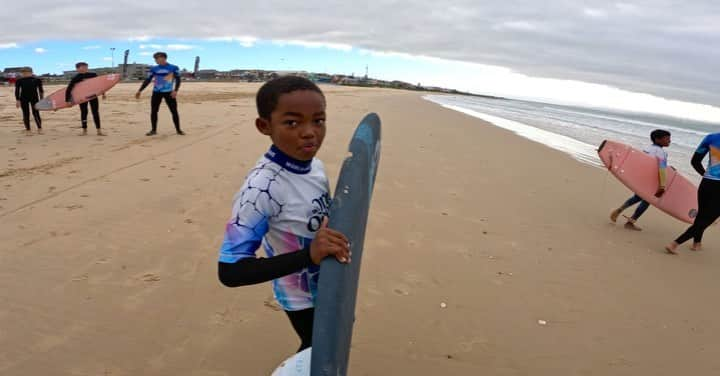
[171,90,177,99]
[102,94,107,100]
[135,92,141,99]
[16,101,20,108]
[655,187,666,197]
[310,217,351,265]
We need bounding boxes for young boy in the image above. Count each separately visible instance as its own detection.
[66,62,106,136]
[135,52,184,136]
[217,76,350,352]
[14,67,43,134]
[610,129,671,230]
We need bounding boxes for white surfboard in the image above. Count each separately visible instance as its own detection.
[272,348,311,376]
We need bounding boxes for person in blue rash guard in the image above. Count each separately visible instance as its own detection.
[217,76,350,353]
[666,133,720,254]
[135,52,185,136]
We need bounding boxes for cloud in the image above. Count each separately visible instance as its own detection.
[492,20,539,32]
[34,47,47,54]
[165,44,197,51]
[102,57,112,61]
[140,43,196,51]
[583,8,607,18]
[272,39,352,51]
[82,45,102,50]
[207,36,257,47]
[615,2,639,14]
[0,42,19,49]
[129,36,152,42]
[139,51,153,56]
[1,1,719,106]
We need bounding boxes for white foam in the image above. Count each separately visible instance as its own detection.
[425,97,603,168]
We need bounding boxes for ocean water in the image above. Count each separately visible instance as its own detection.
[425,95,720,182]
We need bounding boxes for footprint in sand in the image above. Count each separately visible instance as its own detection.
[263,296,282,312]
[140,178,151,182]
[393,288,410,296]
[72,274,89,282]
[140,273,161,282]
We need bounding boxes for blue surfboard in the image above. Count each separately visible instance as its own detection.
[311,113,381,375]
[272,113,381,376]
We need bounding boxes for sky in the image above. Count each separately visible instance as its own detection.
[2,0,720,123]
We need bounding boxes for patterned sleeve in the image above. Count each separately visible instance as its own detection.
[218,169,282,263]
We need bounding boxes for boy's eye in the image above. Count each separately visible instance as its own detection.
[315,119,326,126]
[284,120,298,127]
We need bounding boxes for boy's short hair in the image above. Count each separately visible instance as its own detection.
[651,129,671,143]
[20,67,32,73]
[256,76,325,119]
[153,52,168,59]
[75,62,88,69]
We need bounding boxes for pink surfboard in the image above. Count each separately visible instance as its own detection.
[598,140,698,224]
[35,73,120,111]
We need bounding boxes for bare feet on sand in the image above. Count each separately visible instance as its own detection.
[97,130,106,136]
[610,208,622,222]
[665,242,679,255]
[690,243,702,251]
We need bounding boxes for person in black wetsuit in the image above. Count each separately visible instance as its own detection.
[135,52,184,136]
[14,67,43,134]
[66,62,106,136]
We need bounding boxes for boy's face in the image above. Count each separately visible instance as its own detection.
[155,56,167,65]
[657,135,671,147]
[256,90,327,161]
[77,65,88,73]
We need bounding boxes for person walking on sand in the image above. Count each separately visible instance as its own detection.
[610,130,671,231]
[666,132,720,254]
[66,62,106,136]
[217,76,350,353]
[14,67,43,135]
[135,52,184,136]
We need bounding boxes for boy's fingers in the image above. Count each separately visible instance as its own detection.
[322,228,349,243]
[327,236,351,251]
[321,216,329,228]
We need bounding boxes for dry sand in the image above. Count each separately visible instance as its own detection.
[1,82,719,375]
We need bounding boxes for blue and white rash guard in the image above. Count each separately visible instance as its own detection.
[219,145,330,311]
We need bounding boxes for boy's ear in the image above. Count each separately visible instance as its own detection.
[256,117,272,136]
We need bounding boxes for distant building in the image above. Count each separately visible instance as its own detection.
[116,64,151,80]
[3,67,31,77]
[64,66,118,79]
[195,69,219,79]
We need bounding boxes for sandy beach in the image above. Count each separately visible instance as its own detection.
[2,82,720,375]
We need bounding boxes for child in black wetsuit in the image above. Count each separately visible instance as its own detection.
[66,62,106,136]
[14,67,43,135]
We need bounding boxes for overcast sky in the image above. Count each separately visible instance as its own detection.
[2,1,719,110]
